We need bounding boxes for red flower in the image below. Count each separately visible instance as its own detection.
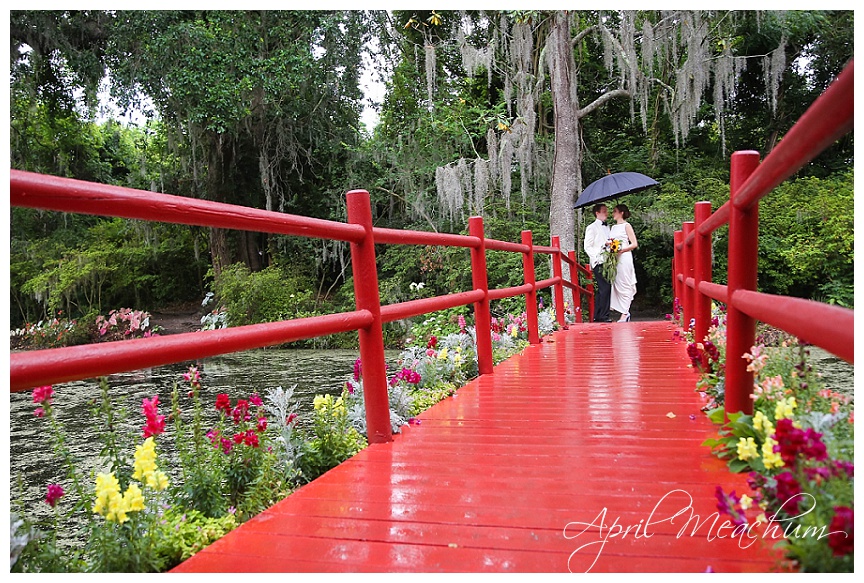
[427,335,438,348]
[774,418,828,467]
[828,506,853,556]
[774,471,802,510]
[833,460,854,478]
[286,413,298,425]
[392,368,421,385]
[353,358,362,382]
[141,396,165,438]
[220,437,233,454]
[215,393,232,415]
[233,432,245,444]
[45,484,64,507]
[231,400,250,424]
[32,385,54,405]
[249,393,263,407]
[243,430,260,448]
[256,416,268,433]
[34,407,45,418]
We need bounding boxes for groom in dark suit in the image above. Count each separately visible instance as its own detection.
[583,203,612,322]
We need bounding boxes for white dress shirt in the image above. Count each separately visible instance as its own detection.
[584,219,610,268]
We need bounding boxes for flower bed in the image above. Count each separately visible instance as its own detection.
[11,307,556,572]
[677,304,854,572]
[11,308,161,350]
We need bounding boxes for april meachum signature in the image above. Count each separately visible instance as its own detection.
[562,489,843,572]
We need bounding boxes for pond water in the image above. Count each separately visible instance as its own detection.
[809,346,855,397]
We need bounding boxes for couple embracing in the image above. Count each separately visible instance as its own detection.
[583,203,638,323]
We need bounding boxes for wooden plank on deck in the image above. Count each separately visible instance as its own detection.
[172,322,783,573]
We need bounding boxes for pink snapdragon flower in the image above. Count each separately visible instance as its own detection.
[142,395,166,438]
[45,484,64,507]
[33,385,54,405]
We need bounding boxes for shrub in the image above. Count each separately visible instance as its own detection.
[96,308,161,340]
[298,394,367,481]
[212,263,316,327]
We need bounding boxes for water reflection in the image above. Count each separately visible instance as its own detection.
[611,324,642,423]
[583,324,645,425]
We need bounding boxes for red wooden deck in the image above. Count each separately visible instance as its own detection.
[173,322,783,573]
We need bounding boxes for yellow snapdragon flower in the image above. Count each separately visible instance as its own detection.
[93,472,138,523]
[739,494,753,510]
[146,470,170,491]
[313,394,329,410]
[332,396,346,417]
[438,347,449,361]
[93,472,121,517]
[753,411,775,437]
[132,437,157,481]
[123,483,145,513]
[761,437,784,469]
[132,436,170,491]
[774,396,797,420]
[736,437,759,461]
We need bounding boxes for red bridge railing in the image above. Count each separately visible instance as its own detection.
[673,60,854,419]
[10,171,594,443]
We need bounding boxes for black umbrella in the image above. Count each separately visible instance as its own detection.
[573,171,659,208]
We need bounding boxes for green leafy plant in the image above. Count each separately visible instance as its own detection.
[299,394,367,481]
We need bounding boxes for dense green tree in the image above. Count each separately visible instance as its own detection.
[106,11,369,274]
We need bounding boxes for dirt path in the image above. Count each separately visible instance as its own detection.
[150,302,202,335]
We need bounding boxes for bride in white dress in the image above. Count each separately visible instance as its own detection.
[609,204,638,322]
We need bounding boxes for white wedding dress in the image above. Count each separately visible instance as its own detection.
[610,222,637,315]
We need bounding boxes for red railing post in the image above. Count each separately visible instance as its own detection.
[551,236,566,328]
[469,216,494,375]
[568,250,580,324]
[673,230,682,317]
[693,201,713,347]
[681,222,695,332]
[725,151,762,419]
[522,230,540,344]
[586,267,595,323]
[346,189,392,444]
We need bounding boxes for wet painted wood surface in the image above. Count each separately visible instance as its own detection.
[173,322,782,573]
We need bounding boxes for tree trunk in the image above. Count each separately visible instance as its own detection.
[547,12,582,308]
[209,228,231,278]
[206,134,234,277]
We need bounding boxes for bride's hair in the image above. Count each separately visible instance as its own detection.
[614,204,631,220]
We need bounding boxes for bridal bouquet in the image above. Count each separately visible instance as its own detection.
[600,238,622,283]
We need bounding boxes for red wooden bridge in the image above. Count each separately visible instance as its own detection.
[9,61,853,572]
[171,321,784,573]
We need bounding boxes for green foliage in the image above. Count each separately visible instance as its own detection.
[298,394,367,481]
[212,263,316,327]
[758,173,854,304]
[405,307,470,345]
[11,210,207,326]
[152,509,238,566]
